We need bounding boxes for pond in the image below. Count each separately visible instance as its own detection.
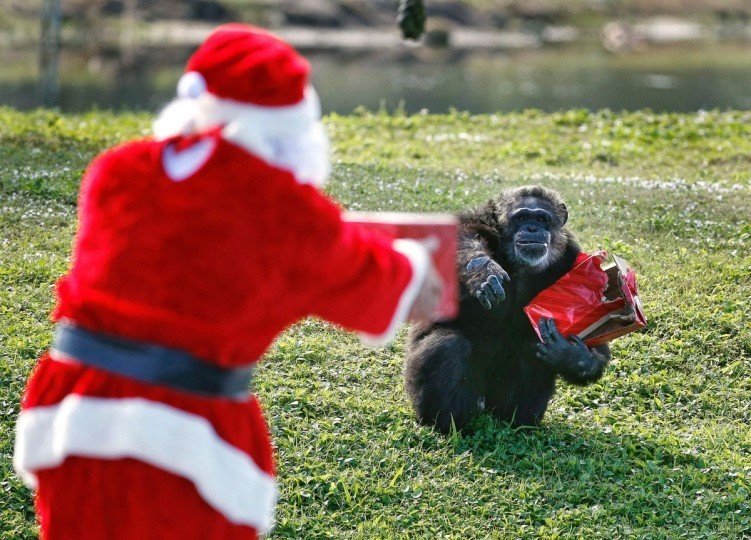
[1,41,751,114]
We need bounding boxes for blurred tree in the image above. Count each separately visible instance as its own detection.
[121,0,138,65]
[40,0,61,107]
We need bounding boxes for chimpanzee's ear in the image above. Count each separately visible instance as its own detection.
[558,203,568,226]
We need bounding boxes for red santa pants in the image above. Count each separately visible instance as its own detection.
[36,458,259,540]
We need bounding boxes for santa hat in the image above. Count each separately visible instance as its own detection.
[153,24,330,186]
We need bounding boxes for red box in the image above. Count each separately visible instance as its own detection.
[342,211,459,321]
[524,251,647,346]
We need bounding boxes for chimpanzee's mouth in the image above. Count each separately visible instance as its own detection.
[515,242,551,268]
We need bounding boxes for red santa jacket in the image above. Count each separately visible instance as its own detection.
[54,130,421,363]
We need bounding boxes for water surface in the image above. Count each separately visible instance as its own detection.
[1,42,750,113]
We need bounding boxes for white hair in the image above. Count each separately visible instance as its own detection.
[153,74,330,187]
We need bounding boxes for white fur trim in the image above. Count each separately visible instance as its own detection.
[162,137,217,181]
[14,395,277,532]
[153,86,330,187]
[359,239,431,346]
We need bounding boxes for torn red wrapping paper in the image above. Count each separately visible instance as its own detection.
[343,211,459,321]
[524,251,647,347]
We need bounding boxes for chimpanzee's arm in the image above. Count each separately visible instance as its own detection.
[457,225,510,310]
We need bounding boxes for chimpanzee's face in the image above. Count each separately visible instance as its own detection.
[508,196,560,268]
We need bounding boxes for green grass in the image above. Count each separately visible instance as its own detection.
[1,107,750,539]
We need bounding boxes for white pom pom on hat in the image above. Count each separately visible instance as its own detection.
[177,72,207,100]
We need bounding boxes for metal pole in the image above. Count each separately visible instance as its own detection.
[40,0,62,108]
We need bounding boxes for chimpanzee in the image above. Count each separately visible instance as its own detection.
[404,186,611,433]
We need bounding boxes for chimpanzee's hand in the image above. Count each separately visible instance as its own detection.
[535,318,599,378]
[398,0,426,40]
[466,255,510,310]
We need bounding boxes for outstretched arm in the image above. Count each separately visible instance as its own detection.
[457,226,509,310]
[535,318,611,385]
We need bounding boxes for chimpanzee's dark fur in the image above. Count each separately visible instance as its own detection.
[404,186,611,433]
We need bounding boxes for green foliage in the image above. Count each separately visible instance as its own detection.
[1,106,749,538]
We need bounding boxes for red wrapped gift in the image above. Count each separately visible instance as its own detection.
[524,251,647,346]
[343,211,459,321]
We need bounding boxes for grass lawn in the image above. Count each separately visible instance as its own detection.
[1,107,750,539]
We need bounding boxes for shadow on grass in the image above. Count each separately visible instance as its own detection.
[445,410,723,489]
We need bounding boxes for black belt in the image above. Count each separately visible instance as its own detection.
[51,322,253,398]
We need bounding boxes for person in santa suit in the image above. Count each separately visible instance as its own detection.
[14,24,442,539]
